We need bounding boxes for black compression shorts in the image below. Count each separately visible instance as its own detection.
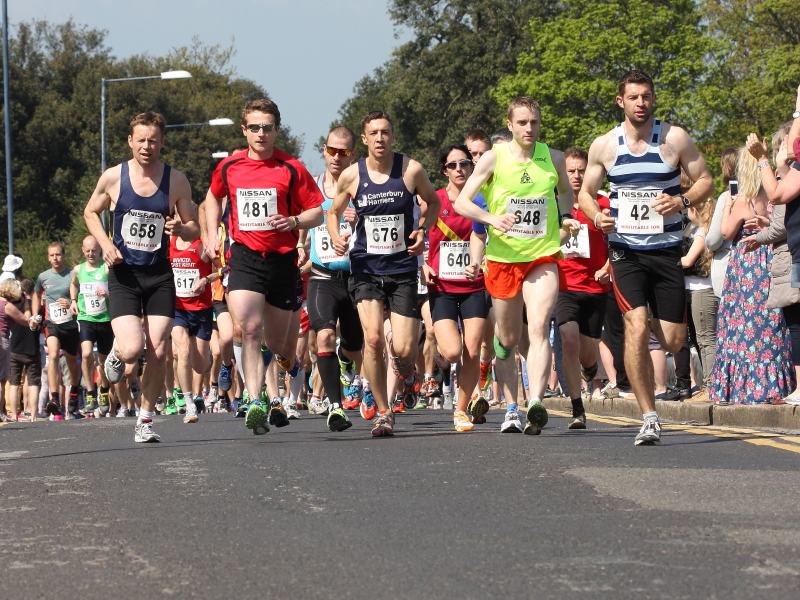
[348,271,419,319]
[78,320,114,355]
[555,290,608,339]
[429,290,488,324]
[307,269,363,353]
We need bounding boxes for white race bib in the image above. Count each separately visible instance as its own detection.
[315,221,352,263]
[505,197,549,238]
[237,189,277,231]
[417,269,427,295]
[48,302,72,325]
[80,282,108,316]
[121,210,165,253]
[560,224,590,259]
[174,268,200,298]
[365,214,404,255]
[617,188,664,234]
[438,241,470,280]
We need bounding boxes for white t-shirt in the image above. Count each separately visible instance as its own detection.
[684,225,711,290]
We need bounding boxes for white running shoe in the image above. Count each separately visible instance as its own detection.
[500,409,523,433]
[205,387,218,412]
[283,398,300,420]
[104,348,124,384]
[634,417,662,446]
[134,419,161,443]
[183,400,199,424]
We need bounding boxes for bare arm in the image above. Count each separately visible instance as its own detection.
[407,160,440,255]
[84,166,123,266]
[578,136,615,233]
[453,150,516,232]
[4,302,32,327]
[705,192,728,252]
[203,189,223,261]
[328,165,358,255]
[550,149,579,235]
[169,172,199,242]
[652,127,714,217]
[30,288,41,320]
[465,231,486,282]
[681,234,706,268]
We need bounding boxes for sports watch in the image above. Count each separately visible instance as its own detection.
[680,195,691,208]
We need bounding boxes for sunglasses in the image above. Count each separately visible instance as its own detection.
[325,146,355,157]
[445,159,472,170]
[245,123,277,133]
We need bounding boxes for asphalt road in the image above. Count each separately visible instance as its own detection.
[1,408,799,600]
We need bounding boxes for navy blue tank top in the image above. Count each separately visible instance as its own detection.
[350,154,418,275]
[113,161,171,266]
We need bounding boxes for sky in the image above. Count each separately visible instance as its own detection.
[8,0,410,174]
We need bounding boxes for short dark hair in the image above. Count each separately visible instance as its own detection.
[20,277,34,296]
[564,147,588,162]
[327,126,356,149]
[241,99,281,127]
[361,111,393,134]
[507,97,540,122]
[129,112,166,137]
[490,129,513,145]
[464,129,490,145]
[618,70,654,97]
[47,241,65,255]
[439,144,473,172]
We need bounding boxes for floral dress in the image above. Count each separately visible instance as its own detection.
[709,227,795,403]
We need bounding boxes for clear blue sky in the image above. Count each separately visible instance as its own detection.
[9,0,409,174]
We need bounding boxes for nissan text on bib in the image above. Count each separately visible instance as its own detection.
[616,187,664,234]
[174,268,200,298]
[121,210,165,252]
[365,214,404,255]
[237,188,278,231]
[438,241,470,280]
[505,197,548,238]
[560,224,590,259]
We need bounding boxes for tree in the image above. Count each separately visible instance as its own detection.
[492,0,713,153]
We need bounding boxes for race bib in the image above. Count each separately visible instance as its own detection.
[48,302,72,325]
[121,210,165,253]
[438,241,470,280]
[174,267,200,298]
[237,189,277,231]
[505,197,549,238]
[560,224,590,259]
[417,269,427,295]
[315,221,352,263]
[617,187,664,234]
[80,282,108,316]
[365,214,404,255]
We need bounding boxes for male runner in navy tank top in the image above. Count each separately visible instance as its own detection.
[327,111,441,437]
[579,71,714,446]
[84,112,199,443]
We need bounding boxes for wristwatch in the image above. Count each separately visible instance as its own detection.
[290,216,300,229]
[680,195,691,208]
[416,226,429,237]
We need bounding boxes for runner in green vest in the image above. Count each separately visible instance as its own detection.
[69,236,113,416]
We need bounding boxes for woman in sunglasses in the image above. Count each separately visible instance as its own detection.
[422,144,490,431]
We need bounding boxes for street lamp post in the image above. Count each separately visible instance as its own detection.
[100,70,191,229]
[2,0,14,254]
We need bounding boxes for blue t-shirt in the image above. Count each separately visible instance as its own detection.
[471,193,488,235]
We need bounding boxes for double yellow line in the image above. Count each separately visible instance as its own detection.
[549,410,800,455]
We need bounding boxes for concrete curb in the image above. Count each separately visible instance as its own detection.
[540,396,800,433]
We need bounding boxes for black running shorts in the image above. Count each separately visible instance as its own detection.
[608,245,686,324]
[555,290,608,339]
[307,269,364,352]
[227,243,298,311]
[109,261,176,319]
[78,319,114,355]
[348,271,419,319]
[429,290,488,324]
[44,321,80,356]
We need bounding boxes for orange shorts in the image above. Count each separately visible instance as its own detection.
[484,254,565,299]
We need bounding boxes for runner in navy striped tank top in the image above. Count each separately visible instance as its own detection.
[84,112,200,444]
[579,71,714,447]
[327,111,441,437]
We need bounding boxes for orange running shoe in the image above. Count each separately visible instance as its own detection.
[421,378,440,398]
[453,410,474,432]
[391,393,405,413]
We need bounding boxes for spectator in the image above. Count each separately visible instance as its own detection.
[1,278,41,420]
[706,148,739,298]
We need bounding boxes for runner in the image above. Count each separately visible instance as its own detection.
[578,70,714,445]
[69,235,113,417]
[204,99,324,435]
[555,148,611,430]
[423,144,489,431]
[305,126,363,431]
[327,110,441,437]
[31,242,82,419]
[454,97,579,435]
[464,129,491,165]
[170,231,216,424]
[84,111,199,443]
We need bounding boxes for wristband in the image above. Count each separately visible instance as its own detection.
[594,213,602,228]
[758,160,771,170]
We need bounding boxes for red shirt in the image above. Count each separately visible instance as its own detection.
[427,188,485,294]
[209,148,323,253]
[560,194,611,294]
[171,237,213,311]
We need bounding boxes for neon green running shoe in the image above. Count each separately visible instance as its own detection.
[327,406,352,432]
[164,396,178,415]
[245,399,269,435]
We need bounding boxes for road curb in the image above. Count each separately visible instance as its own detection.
[540,396,800,433]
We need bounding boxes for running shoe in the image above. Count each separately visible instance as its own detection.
[245,399,269,435]
[371,409,394,437]
[391,354,415,380]
[479,359,492,390]
[268,398,290,428]
[598,382,619,400]
[308,396,330,415]
[432,396,443,410]
[337,343,357,385]
[183,400,199,424]
[391,393,405,414]
[193,396,204,415]
[342,395,360,410]
[218,363,233,392]
[414,396,428,410]
[634,417,661,446]
[421,378,440,399]
[360,389,377,420]
[104,350,124,384]
[275,353,293,372]
[126,408,137,418]
[82,393,99,416]
[327,406,352,432]
[175,394,187,415]
[453,410,474,432]
[500,408,523,433]
[442,392,455,411]
[568,412,587,430]
[467,394,489,424]
[130,378,141,400]
[205,387,218,412]
[524,400,548,436]
[155,396,166,414]
[402,389,417,410]
[164,397,178,415]
[134,419,161,443]
[98,390,110,415]
[283,398,300,420]
[580,362,599,382]
[434,351,449,371]
[261,346,273,367]
[234,400,248,419]
[45,400,61,418]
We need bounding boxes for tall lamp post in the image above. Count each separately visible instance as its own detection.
[2,0,14,254]
[100,70,191,229]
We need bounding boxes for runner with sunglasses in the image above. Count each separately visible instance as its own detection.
[422,145,489,432]
[454,97,579,435]
[205,99,324,435]
[327,111,441,437]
